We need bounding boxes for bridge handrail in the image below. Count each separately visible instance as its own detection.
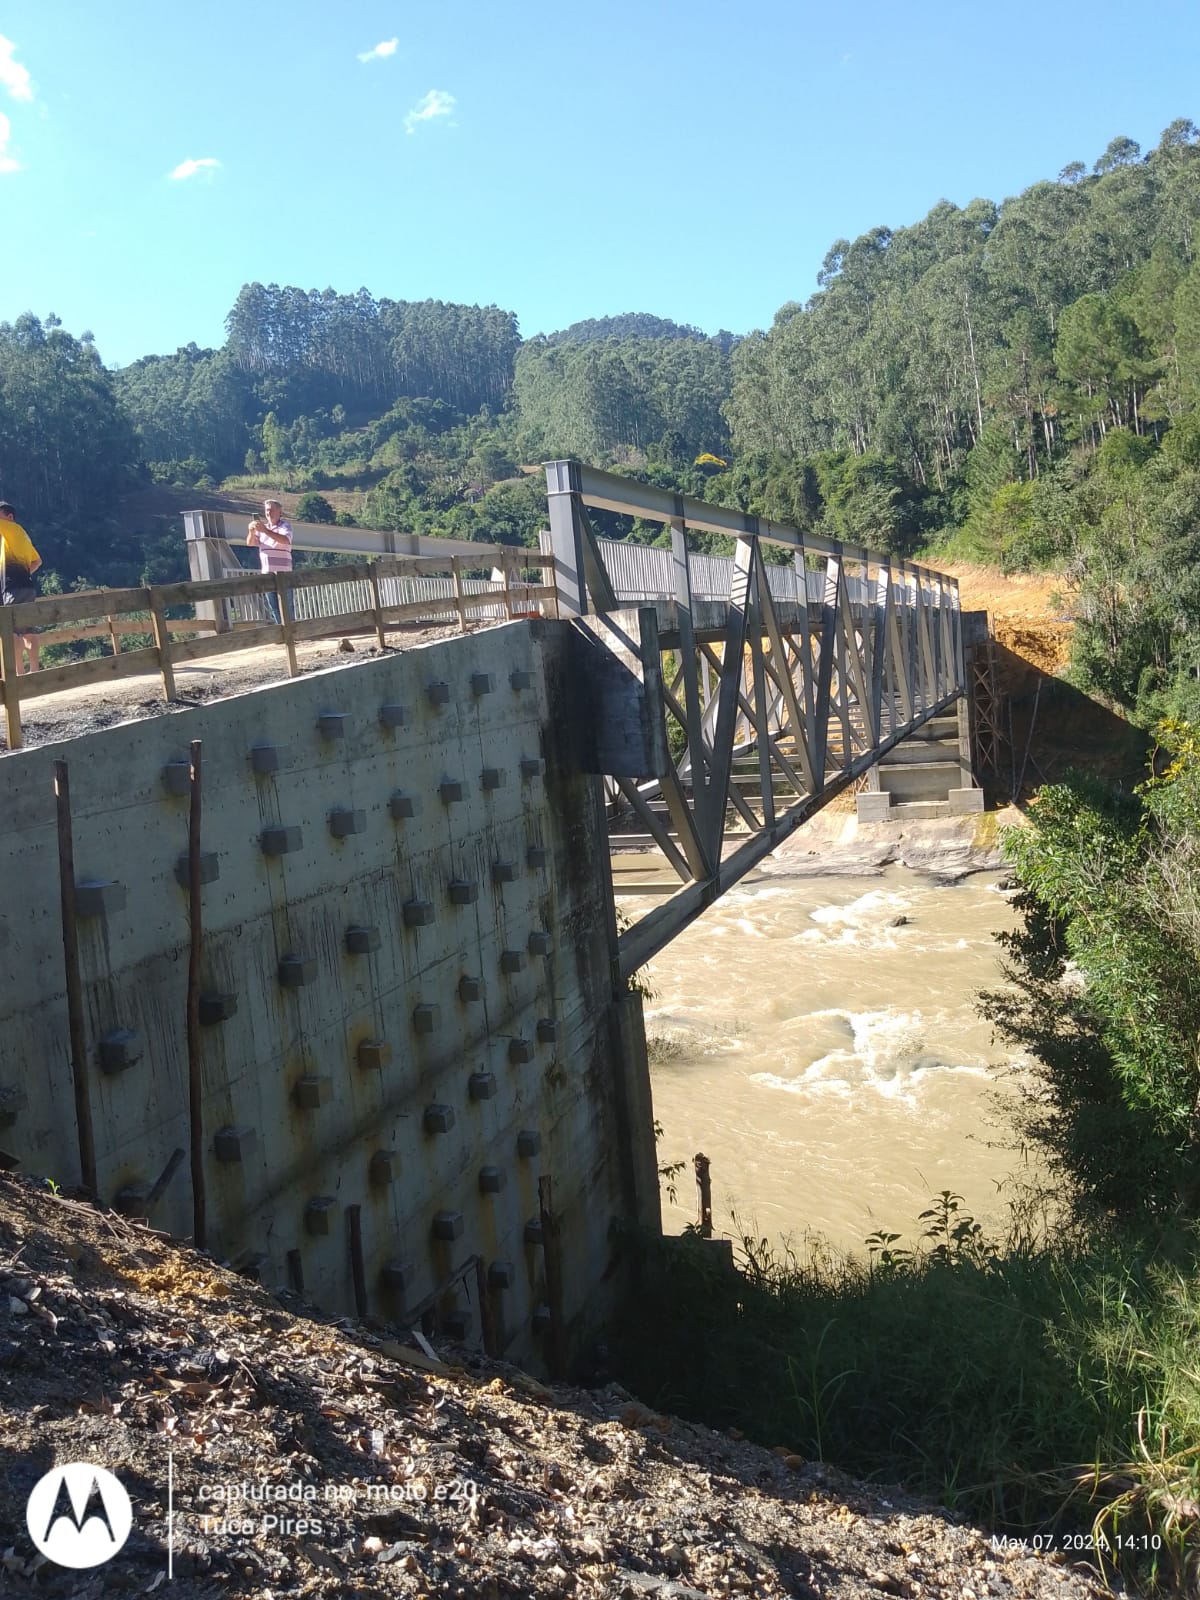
[0,549,556,753]
[548,459,956,581]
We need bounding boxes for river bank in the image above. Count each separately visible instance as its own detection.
[764,801,1025,880]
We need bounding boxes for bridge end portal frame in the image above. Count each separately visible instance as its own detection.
[543,461,966,979]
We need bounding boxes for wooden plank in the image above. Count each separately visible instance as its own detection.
[291,609,377,643]
[16,645,161,699]
[8,587,149,630]
[0,617,208,651]
[148,590,176,701]
[156,572,282,605]
[0,610,22,749]
[171,625,284,664]
[272,562,374,592]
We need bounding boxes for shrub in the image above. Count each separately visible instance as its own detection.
[295,492,335,524]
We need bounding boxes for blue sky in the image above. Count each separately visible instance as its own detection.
[2,1,1199,367]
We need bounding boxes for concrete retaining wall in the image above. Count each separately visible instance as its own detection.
[0,620,660,1363]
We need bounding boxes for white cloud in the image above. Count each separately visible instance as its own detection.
[404,89,455,134]
[170,156,221,181]
[0,36,32,103]
[0,112,16,172]
[358,37,398,64]
[0,112,19,173]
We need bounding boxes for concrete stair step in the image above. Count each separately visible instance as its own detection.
[905,717,959,740]
[881,741,962,764]
[890,800,952,820]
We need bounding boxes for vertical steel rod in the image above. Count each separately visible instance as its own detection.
[348,1204,368,1318]
[54,760,96,1194]
[186,739,207,1250]
[474,1254,499,1358]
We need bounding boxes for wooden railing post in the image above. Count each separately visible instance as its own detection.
[368,563,387,650]
[0,609,22,750]
[276,573,298,677]
[451,556,468,633]
[502,557,515,620]
[148,588,176,701]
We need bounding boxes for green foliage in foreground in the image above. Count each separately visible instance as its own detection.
[611,1206,1200,1593]
[985,729,1200,1221]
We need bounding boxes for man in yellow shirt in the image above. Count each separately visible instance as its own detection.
[0,502,42,674]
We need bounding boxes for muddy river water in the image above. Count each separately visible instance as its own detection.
[628,857,1029,1254]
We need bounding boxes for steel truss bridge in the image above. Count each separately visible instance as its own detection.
[543,461,966,977]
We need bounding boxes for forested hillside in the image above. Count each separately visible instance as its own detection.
[4,118,1200,718]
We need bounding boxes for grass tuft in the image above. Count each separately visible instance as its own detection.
[610,1196,1200,1593]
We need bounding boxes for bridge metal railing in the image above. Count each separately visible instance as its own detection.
[543,460,965,974]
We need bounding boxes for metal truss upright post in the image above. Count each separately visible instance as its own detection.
[544,460,589,616]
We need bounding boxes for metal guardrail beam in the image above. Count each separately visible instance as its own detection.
[548,459,953,577]
[182,509,519,564]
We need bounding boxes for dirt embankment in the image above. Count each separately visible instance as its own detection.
[941,563,1073,677]
[0,1175,1109,1599]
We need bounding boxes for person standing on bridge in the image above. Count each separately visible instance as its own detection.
[247,498,293,624]
[0,501,42,674]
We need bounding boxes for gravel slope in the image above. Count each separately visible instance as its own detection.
[0,1176,1111,1600]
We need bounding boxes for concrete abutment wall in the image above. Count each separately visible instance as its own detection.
[0,620,661,1364]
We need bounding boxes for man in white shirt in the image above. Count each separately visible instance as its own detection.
[246,499,293,622]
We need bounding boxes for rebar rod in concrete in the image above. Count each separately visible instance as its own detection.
[146,1147,186,1211]
[54,760,96,1194]
[186,739,207,1251]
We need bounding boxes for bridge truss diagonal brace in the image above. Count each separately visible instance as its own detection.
[616,691,963,979]
[704,539,754,865]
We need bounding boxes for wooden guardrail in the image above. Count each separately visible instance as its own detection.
[0,549,556,752]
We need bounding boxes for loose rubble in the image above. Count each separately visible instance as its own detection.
[0,1175,1109,1598]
